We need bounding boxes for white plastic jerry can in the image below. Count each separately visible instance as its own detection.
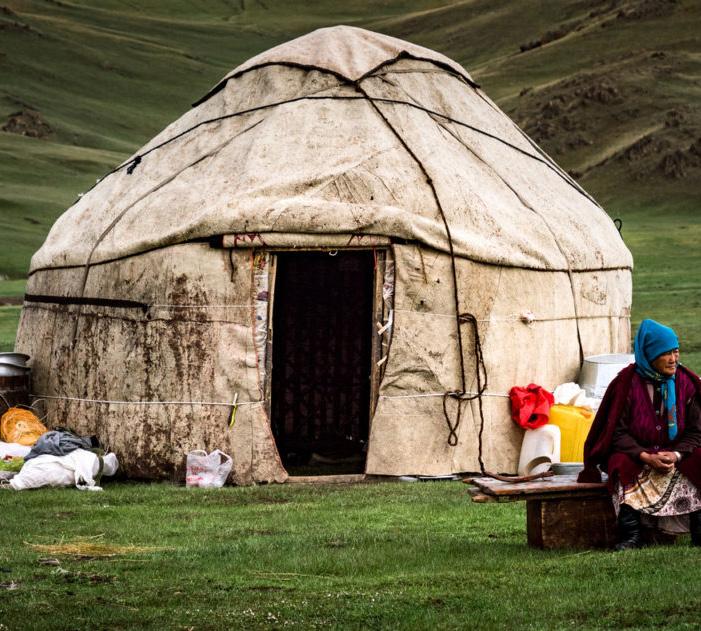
[517,424,561,476]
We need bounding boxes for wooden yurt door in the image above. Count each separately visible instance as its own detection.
[270,250,375,475]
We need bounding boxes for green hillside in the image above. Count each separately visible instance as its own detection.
[1,0,700,362]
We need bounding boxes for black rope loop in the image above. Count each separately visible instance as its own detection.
[441,312,489,460]
[442,391,463,446]
[457,313,488,395]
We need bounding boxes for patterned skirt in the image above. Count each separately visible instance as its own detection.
[613,467,701,534]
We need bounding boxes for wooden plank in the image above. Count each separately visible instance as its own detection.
[527,497,617,549]
[222,233,391,249]
[285,474,367,484]
[368,250,386,418]
[467,487,495,503]
[469,474,606,499]
[263,253,276,420]
[469,489,606,503]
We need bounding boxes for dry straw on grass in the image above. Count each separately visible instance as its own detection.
[25,534,167,558]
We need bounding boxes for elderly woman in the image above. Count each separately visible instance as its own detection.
[578,319,701,550]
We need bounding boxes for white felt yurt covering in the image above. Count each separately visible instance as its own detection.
[16,26,632,483]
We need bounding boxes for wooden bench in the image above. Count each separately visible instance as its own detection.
[466,474,617,549]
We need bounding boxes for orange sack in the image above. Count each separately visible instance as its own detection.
[0,407,48,446]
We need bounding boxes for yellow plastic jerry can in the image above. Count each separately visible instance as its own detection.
[548,404,595,463]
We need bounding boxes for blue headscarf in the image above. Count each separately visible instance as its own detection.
[634,319,680,440]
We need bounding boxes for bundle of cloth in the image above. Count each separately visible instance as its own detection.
[579,319,701,549]
[7,429,118,491]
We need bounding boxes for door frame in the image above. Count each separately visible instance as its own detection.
[263,247,393,468]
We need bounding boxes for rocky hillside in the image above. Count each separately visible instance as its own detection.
[1,0,699,277]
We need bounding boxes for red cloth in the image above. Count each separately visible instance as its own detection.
[509,384,554,430]
[578,364,701,492]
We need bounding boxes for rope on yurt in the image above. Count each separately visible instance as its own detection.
[414,110,587,367]
[192,51,480,107]
[31,394,264,407]
[24,294,148,312]
[471,89,603,211]
[442,314,488,474]
[381,391,508,400]
[354,81,490,473]
[391,310,628,323]
[75,95,597,209]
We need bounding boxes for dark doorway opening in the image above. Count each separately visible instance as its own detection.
[271,251,375,475]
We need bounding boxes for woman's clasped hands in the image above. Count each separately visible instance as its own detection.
[640,450,679,472]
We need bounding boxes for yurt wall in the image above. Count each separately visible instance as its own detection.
[365,245,631,476]
[18,244,287,484]
[17,238,631,482]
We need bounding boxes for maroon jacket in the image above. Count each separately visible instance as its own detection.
[578,364,701,492]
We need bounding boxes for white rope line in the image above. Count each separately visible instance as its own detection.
[393,309,515,321]
[379,391,509,399]
[32,394,263,408]
[36,392,509,405]
[393,309,627,322]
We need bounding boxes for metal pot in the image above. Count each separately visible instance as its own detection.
[579,353,634,398]
[550,462,584,476]
[0,363,30,377]
[0,352,30,368]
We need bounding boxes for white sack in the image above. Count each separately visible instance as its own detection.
[102,452,119,477]
[9,449,118,491]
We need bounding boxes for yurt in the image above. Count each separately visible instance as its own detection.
[16,26,633,484]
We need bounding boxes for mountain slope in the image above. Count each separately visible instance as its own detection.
[1,0,699,277]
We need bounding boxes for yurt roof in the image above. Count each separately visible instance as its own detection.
[31,25,632,274]
[195,24,477,104]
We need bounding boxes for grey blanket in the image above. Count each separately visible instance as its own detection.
[25,430,97,461]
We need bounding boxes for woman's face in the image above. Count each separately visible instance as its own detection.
[652,349,680,376]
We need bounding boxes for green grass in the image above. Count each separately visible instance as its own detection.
[0,279,24,352]
[621,207,701,373]
[0,307,21,352]
[1,481,698,630]
[0,279,26,298]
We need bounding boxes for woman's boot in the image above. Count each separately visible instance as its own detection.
[690,510,701,546]
[615,504,642,551]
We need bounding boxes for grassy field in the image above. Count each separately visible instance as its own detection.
[1,481,699,630]
[616,205,701,372]
[0,307,21,353]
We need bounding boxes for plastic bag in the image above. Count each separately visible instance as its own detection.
[509,383,554,430]
[186,450,232,488]
[0,408,48,446]
[552,382,588,407]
